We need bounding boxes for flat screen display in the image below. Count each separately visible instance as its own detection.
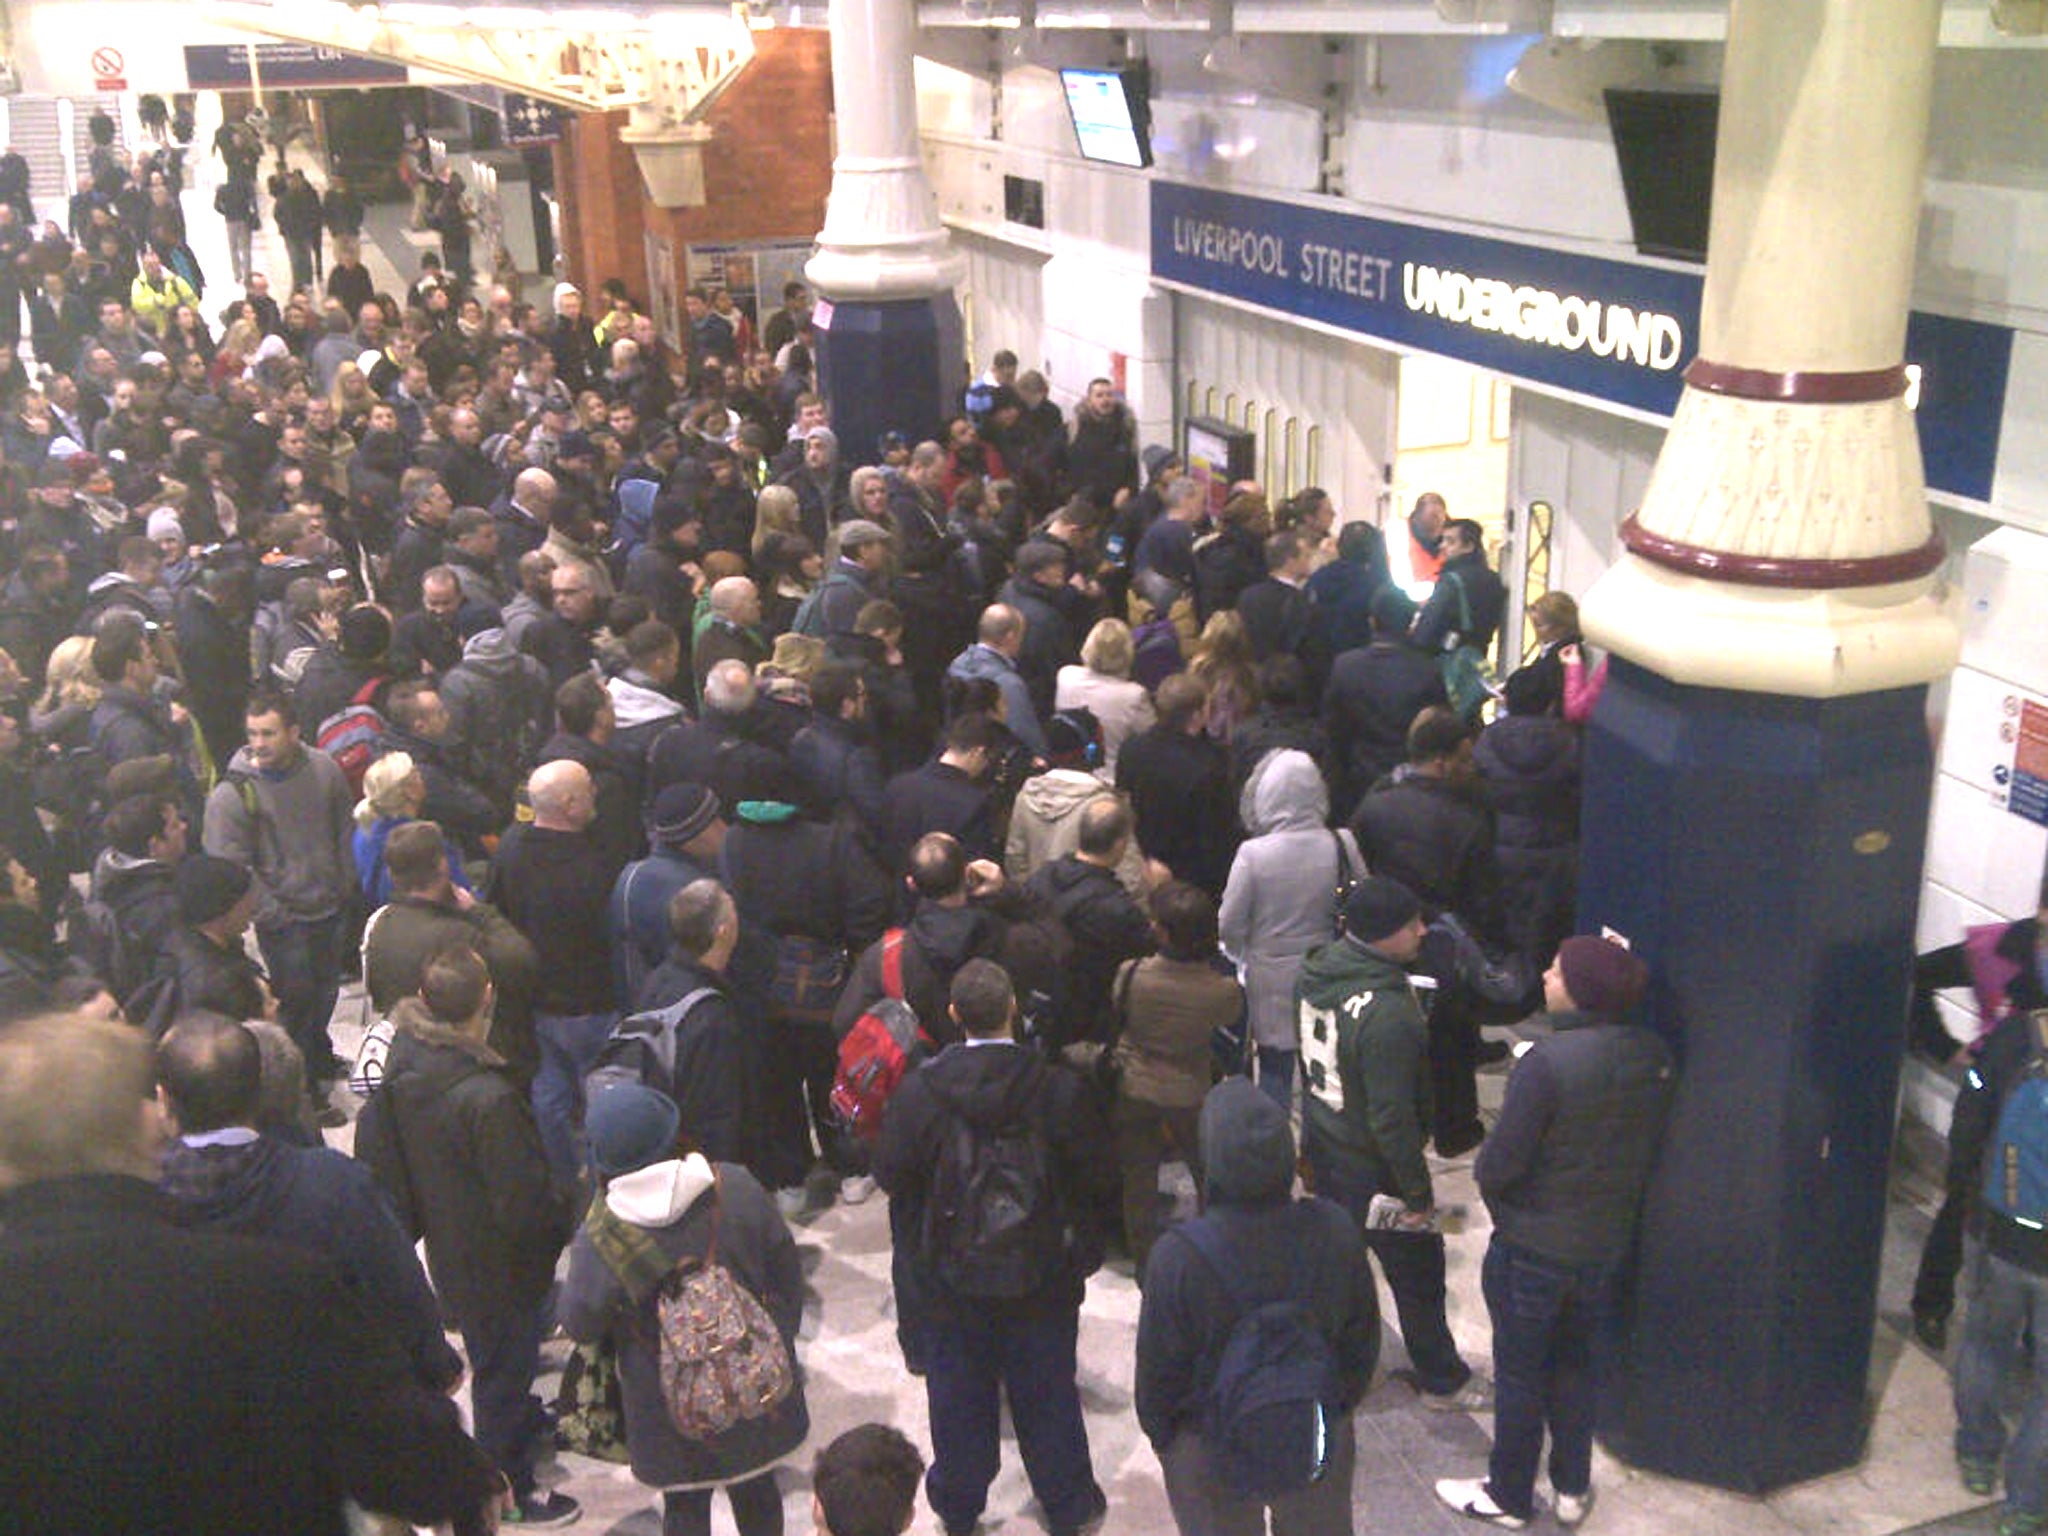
[1061,67,1152,169]
[1604,88,1718,264]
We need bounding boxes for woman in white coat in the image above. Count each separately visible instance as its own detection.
[1218,749,1359,1112]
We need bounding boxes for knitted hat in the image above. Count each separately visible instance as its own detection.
[1343,876,1421,945]
[146,507,185,543]
[649,781,719,848]
[1141,444,1181,481]
[176,855,252,926]
[802,425,838,451]
[585,1083,681,1177]
[1556,936,1649,1016]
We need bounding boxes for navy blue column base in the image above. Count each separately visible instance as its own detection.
[1579,657,1930,1493]
[813,293,965,470]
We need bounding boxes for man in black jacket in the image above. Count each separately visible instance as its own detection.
[1349,706,1502,1156]
[873,960,1114,1536]
[880,712,1003,875]
[1117,676,1235,899]
[1411,518,1508,665]
[1236,530,1333,696]
[625,878,759,1172]
[1137,1078,1380,1536]
[647,658,799,817]
[356,944,577,1528]
[1437,937,1671,1530]
[87,791,187,1003]
[1026,794,1159,1051]
[484,759,624,1186]
[1323,586,1447,822]
[0,1012,505,1536]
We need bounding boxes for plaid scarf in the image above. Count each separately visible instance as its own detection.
[583,1193,679,1307]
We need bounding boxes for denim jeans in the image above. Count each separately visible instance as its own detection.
[530,1009,618,1186]
[1955,1240,2048,1519]
[1481,1239,1617,1519]
[1256,1047,1297,1116]
[923,1303,1103,1534]
[257,914,349,1076]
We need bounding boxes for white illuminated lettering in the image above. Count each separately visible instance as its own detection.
[1399,262,1684,372]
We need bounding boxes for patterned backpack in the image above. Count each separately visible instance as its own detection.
[656,1170,796,1439]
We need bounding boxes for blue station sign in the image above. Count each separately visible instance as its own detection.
[1149,181,2010,504]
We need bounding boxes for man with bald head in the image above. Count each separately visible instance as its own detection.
[948,602,1047,758]
[421,405,503,510]
[694,574,768,699]
[484,758,628,1181]
[492,466,557,586]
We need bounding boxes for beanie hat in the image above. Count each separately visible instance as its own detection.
[338,604,392,662]
[1556,935,1649,1016]
[146,507,185,543]
[1141,444,1181,481]
[1343,876,1420,945]
[176,855,252,926]
[649,781,719,847]
[585,1083,681,1177]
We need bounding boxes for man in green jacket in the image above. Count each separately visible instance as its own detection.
[1298,875,1487,1412]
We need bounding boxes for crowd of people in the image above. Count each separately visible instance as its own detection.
[0,127,1696,1536]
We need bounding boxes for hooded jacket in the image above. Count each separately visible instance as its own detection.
[559,1155,808,1488]
[1133,1079,1378,1450]
[355,998,572,1328]
[438,627,553,808]
[606,669,686,772]
[1004,767,1146,897]
[1220,751,1359,1052]
[872,1037,1114,1318]
[160,1131,461,1391]
[1296,935,1434,1209]
[90,848,179,988]
[203,744,357,927]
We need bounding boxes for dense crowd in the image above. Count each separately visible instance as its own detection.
[0,126,1692,1536]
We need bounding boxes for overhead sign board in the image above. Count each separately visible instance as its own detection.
[184,43,409,90]
[1150,180,2011,504]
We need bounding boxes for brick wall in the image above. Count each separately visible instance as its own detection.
[554,27,833,302]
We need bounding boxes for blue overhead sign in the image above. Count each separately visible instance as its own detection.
[184,44,409,90]
[1149,181,2009,504]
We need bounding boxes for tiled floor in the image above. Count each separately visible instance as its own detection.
[319,993,2003,1536]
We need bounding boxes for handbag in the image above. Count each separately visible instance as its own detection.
[552,1336,631,1463]
[348,1016,395,1098]
[1433,573,1497,722]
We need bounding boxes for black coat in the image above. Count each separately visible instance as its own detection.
[535,730,644,870]
[1349,768,1501,941]
[646,710,799,819]
[631,956,758,1169]
[1117,725,1235,898]
[1412,551,1508,659]
[156,924,267,1027]
[1193,526,1266,626]
[879,759,997,875]
[1236,577,1332,692]
[1321,640,1449,820]
[0,1174,501,1536]
[1474,713,1580,973]
[721,808,893,954]
[1026,853,1156,1050]
[485,821,624,1015]
[872,1037,1115,1318]
[357,1010,572,1326]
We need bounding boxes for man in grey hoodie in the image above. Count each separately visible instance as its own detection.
[439,625,553,816]
[202,688,357,1088]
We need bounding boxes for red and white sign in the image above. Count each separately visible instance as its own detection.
[90,46,126,91]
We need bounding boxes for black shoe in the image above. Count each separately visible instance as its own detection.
[504,1489,580,1527]
[1476,1039,1512,1066]
[1435,1124,1487,1158]
[1914,1310,1950,1352]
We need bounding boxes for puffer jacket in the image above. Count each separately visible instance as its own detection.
[1219,751,1359,1051]
[1474,711,1580,974]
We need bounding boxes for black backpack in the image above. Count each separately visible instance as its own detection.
[1177,1215,1342,1502]
[923,1108,1058,1301]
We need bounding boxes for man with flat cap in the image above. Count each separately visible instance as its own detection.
[1297,875,1488,1414]
[1436,935,1672,1529]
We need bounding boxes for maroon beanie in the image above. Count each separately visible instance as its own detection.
[1556,936,1649,1016]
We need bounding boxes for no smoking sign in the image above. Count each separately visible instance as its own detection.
[91,46,126,91]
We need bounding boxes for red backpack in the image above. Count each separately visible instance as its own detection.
[831,930,932,1144]
[315,678,388,795]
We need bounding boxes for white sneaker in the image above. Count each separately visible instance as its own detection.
[839,1174,878,1205]
[1434,1478,1527,1530]
[1553,1487,1593,1526]
[773,1186,810,1221]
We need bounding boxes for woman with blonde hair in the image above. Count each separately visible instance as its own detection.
[351,752,471,908]
[751,482,803,569]
[1187,610,1260,744]
[1055,617,1155,779]
[331,360,377,435]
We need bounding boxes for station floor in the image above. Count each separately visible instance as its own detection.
[319,993,1997,1536]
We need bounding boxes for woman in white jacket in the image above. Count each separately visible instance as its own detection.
[1218,749,1359,1113]
[1055,619,1156,781]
